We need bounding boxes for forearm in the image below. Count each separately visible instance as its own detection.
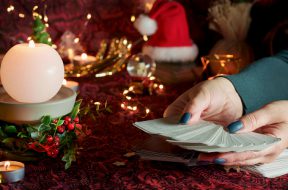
[224,50,288,114]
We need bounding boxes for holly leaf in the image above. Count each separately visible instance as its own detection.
[17,132,29,139]
[70,100,82,120]
[56,119,64,127]
[62,144,77,169]
[41,116,52,125]
[0,127,7,138]
[4,125,18,134]
[2,137,17,149]
[38,123,51,134]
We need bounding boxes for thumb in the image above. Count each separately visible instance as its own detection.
[227,102,284,133]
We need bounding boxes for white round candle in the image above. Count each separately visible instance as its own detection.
[0,42,64,103]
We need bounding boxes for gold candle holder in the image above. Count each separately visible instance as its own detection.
[201,54,240,78]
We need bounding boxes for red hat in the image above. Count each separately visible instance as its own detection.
[134,0,198,62]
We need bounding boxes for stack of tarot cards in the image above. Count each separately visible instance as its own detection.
[134,117,280,153]
[133,117,288,178]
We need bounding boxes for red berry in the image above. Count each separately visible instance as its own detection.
[53,149,59,156]
[54,135,60,142]
[64,120,69,125]
[74,117,79,123]
[54,141,60,146]
[53,119,58,124]
[67,123,75,131]
[76,124,82,130]
[47,151,53,157]
[57,126,65,134]
[46,135,53,143]
[64,116,71,122]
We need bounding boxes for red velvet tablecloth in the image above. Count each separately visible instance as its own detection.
[3,72,288,190]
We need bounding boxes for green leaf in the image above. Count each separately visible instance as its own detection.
[2,137,17,149]
[4,125,18,134]
[39,134,47,144]
[0,127,7,138]
[38,124,51,134]
[41,116,52,125]
[62,144,77,169]
[56,119,64,127]
[70,100,82,120]
[17,132,29,139]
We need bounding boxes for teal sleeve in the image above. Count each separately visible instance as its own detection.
[224,50,288,114]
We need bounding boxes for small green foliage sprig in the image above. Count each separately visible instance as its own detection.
[32,15,52,45]
[0,100,82,169]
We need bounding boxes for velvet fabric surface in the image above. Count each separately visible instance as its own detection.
[1,72,288,189]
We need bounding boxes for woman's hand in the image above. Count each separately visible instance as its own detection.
[198,101,288,165]
[164,77,243,126]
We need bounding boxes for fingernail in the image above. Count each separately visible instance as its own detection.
[214,158,226,165]
[227,120,243,133]
[196,161,212,165]
[178,112,192,124]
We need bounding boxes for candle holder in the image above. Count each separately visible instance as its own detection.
[201,54,240,78]
[0,161,25,183]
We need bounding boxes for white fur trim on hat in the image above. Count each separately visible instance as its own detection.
[134,14,158,36]
[142,44,198,62]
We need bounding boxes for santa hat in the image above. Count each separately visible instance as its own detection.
[134,0,198,62]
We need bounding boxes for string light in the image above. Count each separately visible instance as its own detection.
[130,15,136,22]
[143,35,148,42]
[44,15,48,22]
[86,13,92,20]
[33,6,39,11]
[120,76,165,117]
[74,38,80,43]
[7,5,15,12]
[18,13,25,18]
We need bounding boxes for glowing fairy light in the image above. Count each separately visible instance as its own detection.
[44,15,48,22]
[123,39,128,45]
[128,86,134,91]
[33,6,39,11]
[94,102,101,105]
[87,13,92,20]
[52,44,57,49]
[130,15,136,22]
[126,96,132,100]
[19,13,25,18]
[27,36,32,41]
[45,23,49,27]
[143,35,148,42]
[132,106,137,111]
[159,84,164,89]
[123,90,129,95]
[7,5,15,12]
[121,103,125,108]
[48,38,52,42]
[146,109,150,114]
[127,43,132,49]
[149,76,156,80]
[74,38,80,43]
